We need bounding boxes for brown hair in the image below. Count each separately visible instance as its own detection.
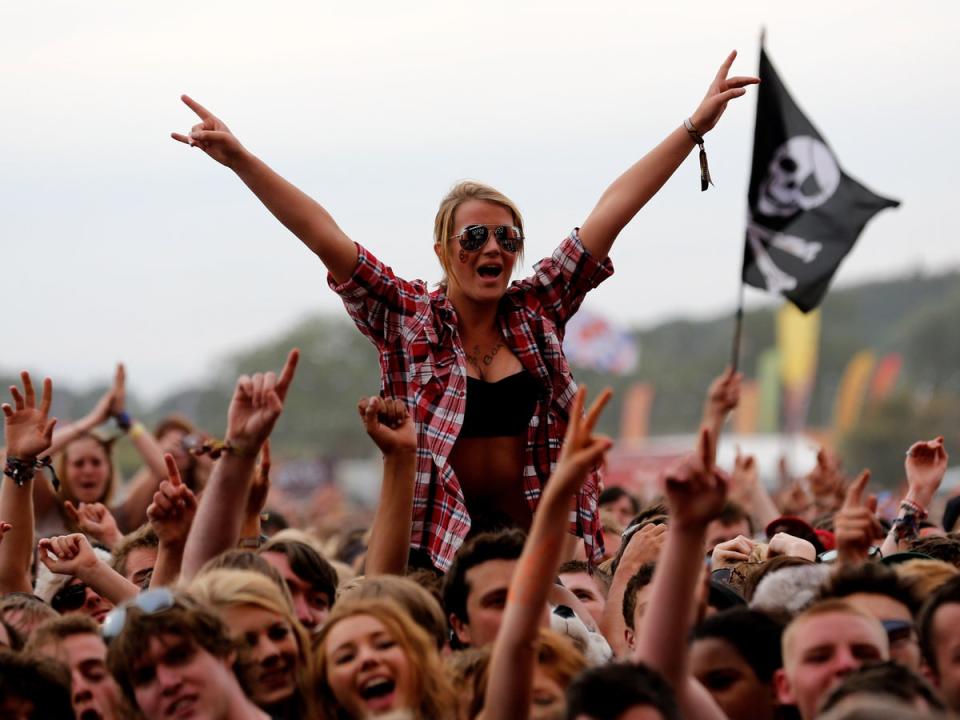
[314,598,457,720]
[25,614,101,655]
[112,524,159,579]
[339,575,448,650]
[432,181,524,287]
[895,558,959,608]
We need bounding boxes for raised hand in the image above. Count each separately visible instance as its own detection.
[689,50,760,134]
[109,363,126,416]
[835,470,882,566]
[711,534,758,570]
[905,437,948,507]
[547,387,613,500]
[729,448,758,504]
[38,533,100,576]
[225,349,299,455]
[147,453,198,548]
[2,372,57,460]
[64,501,122,548]
[704,368,742,422]
[663,428,729,531]
[359,396,416,456]
[171,95,248,168]
[767,532,817,562]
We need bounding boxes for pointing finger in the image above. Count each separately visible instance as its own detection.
[583,388,613,435]
[181,94,213,120]
[163,453,183,487]
[276,349,300,401]
[844,470,871,509]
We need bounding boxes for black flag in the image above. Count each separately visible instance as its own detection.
[743,48,900,312]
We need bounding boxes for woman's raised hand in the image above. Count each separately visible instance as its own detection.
[109,363,126,416]
[225,349,300,455]
[547,387,613,500]
[172,95,248,168]
[2,371,56,460]
[689,50,759,134]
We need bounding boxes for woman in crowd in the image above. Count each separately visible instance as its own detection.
[188,568,317,719]
[313,596,457,719]
[172,53,757,571]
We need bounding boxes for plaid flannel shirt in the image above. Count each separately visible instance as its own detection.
[328,229,614,571]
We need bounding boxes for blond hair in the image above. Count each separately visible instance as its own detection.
[187,569,315,716]
[314,598,457,720]
[895,559,959,608]
[433,181,524,287]
[56,433,117,514]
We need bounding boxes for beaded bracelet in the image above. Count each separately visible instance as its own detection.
[3,456,60,491]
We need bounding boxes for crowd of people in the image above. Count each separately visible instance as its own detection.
[3,51,959,720]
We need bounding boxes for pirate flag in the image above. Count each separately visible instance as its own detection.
[743,48,900,312]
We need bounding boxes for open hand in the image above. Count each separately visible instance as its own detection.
[172,95,248,168]
[64,501,122,548]
[38,533,100,577]
[2,371,57,460]
[147,453,199,547]
[226,349,299,455]
[835,470,883,566]
[547,387,614,500]
[689,50,759,134]
[359,396,416,456]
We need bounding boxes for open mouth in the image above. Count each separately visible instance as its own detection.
[78,710,103,720]
[166,695,197,717]
[360,677,396,708]
[477,264,503,279]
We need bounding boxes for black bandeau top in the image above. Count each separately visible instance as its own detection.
[460,371,540,438]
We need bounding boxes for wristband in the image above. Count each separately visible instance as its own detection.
[900,498,928,520]
[238,534,269,549]
[129,421,146,440]
[4,456,60,491]
[683,117,713,192]
[114,411,132,432]
[191,437,257,460]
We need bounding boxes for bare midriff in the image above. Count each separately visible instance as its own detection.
[450,434,532,532]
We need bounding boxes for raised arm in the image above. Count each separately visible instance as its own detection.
[633,428,729,720]
[880,437,947,557]
[480,387,613,720]
[181,349,299,580]
[172,96,358,283]
[578,51,758,261]
[361,397,418,577]
[146,454,198,588]
[0,372,57,593]
[38,534,139,605]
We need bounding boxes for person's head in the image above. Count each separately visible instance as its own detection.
[112,523,160,589]
[565,662,680,720]
[818,660,946,716]
[706,502,754,555]
[469,628,586,720]
[153,414,197,472]
[689,608,784,720]
[339,574,448,651]
[57,433,116,506]
[818,563,921,671]
[0,592,58,645]
[433,181,525,303]
[918,574,960,711]
[36,545,114,624]
[187,568,314,715]
[559,560,608,628]
[105,589,249,720]
[622,562,656,650]
[260,537,339,631]
[738,555,825,608]
[314,597,456,719]
[598,487,640,529]
[442,528,526,647]
[910,536,960,567]
[895,558,959,609]
[0,648,74,719]
[774,599,889,720]
[25,614,126,720]
[610,502,669,576]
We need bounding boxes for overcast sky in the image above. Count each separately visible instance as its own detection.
[2,1,956,400]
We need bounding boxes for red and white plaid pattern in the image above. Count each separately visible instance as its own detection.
[329,229,614,571]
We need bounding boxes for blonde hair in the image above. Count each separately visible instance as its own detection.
[187,569,315,716]
[314,598,457,720]
[433,181,524,287]
[895,559,959,607]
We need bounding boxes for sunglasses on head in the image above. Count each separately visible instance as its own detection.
[52,582,88,612]
[450,224,523,253]
[102,588,176,641]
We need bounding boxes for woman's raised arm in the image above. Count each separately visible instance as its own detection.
[578,51,758,261]
[172,96,359,283]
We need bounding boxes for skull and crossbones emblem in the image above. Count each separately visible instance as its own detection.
[757,136,841,218]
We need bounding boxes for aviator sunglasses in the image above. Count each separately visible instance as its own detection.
[450,224,524,253]
[101,587,176,640]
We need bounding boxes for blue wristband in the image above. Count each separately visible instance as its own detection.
[114,411,132,431]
